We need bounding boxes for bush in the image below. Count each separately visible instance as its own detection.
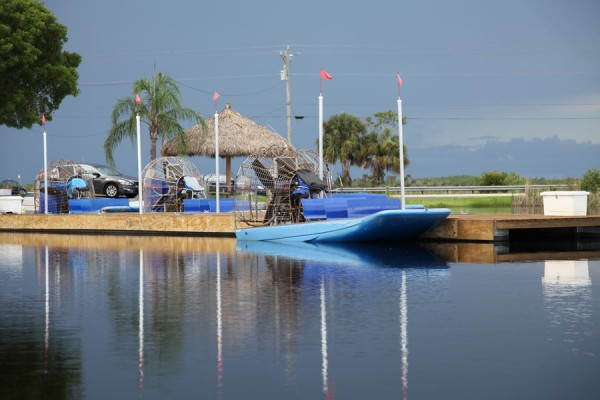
[580,168,600,193]
[479,171,508,186]
[478,171,524,186]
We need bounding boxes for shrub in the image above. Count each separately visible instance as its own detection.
[479,171,508,186]
[580,168,600,193]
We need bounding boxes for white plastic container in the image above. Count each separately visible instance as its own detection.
[0,196,24,214]
[540,191,589,216]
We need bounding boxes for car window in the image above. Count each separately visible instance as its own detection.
[79,164,98,174]
[94,165,122,176]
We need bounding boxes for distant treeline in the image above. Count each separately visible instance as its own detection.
[350,171,579,188]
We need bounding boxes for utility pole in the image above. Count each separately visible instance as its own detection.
[280,45,292,143]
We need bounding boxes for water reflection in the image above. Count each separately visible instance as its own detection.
[0,234,449,399]
[1,233,598,399]
[237,241,449,400]
[543,260,593,356]
[237,240,448,269]
[138,249,144,394]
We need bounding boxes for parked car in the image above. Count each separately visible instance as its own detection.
[76,163,138,198]
[0,179,27,196]
[234,176,266,195]
[203,174,235,196]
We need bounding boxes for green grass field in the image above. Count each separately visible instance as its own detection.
[405,196,513,209]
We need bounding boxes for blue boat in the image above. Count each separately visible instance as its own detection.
[234,151,450,242]
[235,207,450,242]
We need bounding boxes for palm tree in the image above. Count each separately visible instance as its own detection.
[322,112,367,186]
[359,129,403,185]
[104,72,204,167]
[359,110,409,185]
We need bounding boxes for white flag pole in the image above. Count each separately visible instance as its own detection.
[318,94,324,181]
[215,111,220,213]
[397,97,406,210]
[43,125,48,215]
[136,113,143,214]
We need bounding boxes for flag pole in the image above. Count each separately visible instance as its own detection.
[135,94,143,214]
[43,120,48,215]
[317,69,331,183]
[318,94,324,181]
[215,110,220,213]
[397,97,406,210]
[136,113,143,214]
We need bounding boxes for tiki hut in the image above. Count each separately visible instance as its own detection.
[160,103,293,191]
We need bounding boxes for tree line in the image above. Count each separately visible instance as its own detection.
[322,111,408,187]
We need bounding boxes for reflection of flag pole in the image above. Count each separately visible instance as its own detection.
[400,270,408,400]
[138,249,145,391]
[320,276,329,397]
[42,114,48,214]
[397,73,406,210]
[216,253,223,397]
[44,246,49,373]
[135,94,143,214]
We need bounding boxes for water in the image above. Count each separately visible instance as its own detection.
[1,233,599,400]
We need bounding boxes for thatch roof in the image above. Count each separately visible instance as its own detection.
[160,103,293,158]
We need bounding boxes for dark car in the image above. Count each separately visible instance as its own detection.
[0,179,27,196]
[77,163,138,198]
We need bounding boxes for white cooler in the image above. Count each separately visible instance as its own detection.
[0,195,24,214]
[540,191,589,216]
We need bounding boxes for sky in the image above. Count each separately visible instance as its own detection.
[1,0,599,184]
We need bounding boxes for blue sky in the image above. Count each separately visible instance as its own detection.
[1,0,599,183]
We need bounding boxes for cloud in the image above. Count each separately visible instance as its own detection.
[407,136,599,178]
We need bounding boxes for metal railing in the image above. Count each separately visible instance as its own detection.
[333,184,571,195]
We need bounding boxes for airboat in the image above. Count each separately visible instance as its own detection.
[232,146,450,242]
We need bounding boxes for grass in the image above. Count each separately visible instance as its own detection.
[405,196,513,209]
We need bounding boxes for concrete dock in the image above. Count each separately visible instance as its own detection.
[1,212,599,242]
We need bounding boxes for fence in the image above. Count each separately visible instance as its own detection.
[333,184,571,196]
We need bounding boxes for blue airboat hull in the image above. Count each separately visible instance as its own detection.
[235,208,450,242]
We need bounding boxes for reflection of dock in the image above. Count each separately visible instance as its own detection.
[2,230,598,266]
[423,241,600,264]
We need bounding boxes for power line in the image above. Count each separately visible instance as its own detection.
[175,79,283,97]
[243,115,600,121]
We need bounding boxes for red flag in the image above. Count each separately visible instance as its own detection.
[135,94,142,105]
[397,73,402,87]
[320,68,332,80]
[213,92,220,101]
[41,114,46,125]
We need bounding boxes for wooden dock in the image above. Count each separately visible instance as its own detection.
[421,213,600,242]
[1,212,599,242]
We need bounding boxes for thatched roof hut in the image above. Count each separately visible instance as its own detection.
[161,103,294,189]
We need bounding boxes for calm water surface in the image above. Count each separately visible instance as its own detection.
[1,233,599,400]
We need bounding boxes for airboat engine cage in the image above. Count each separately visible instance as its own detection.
[34,159,96,213]
[234,145,332,227]
[141,157,206,213]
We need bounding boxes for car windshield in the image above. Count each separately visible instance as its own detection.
[0,179,18,188]
[82,165,122,176]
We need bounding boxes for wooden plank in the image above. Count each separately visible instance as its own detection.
[0,231,237,253]
[2,213,600,241]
